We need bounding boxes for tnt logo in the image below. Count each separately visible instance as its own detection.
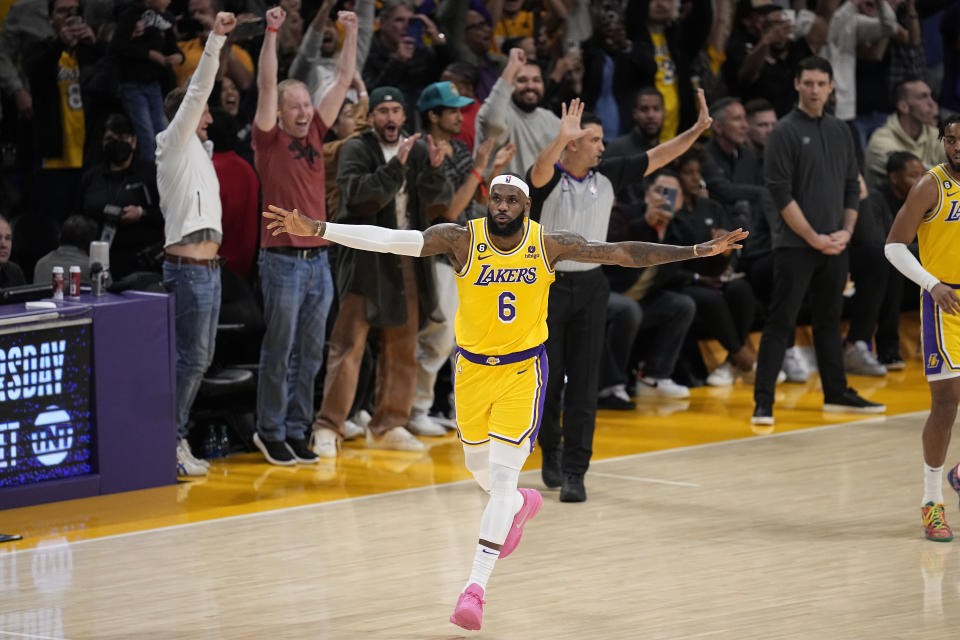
[29,407,73,467]
[929,353,941,368]
[947,201,960,222]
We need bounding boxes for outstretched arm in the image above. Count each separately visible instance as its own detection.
[886,174,960,314]
[262,206,469,266]
[645,89,713,174]
[544,228,748,269]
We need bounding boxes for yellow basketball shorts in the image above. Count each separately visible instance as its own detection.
[922,287,960,381]
[453,344,548,452]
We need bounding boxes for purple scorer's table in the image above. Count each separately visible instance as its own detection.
[0,291,176,510]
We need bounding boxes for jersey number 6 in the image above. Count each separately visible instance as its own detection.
[498,291,517,323]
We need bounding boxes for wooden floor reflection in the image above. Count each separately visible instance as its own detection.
[2,358,957,639]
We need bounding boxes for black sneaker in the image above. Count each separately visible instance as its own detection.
[559,473,586,503]
[597,394,636,411]
[541,449,563,489]
[286,437,320,464]
[878,353,906,371]
[253,432,296,466]
[751,403,774,426]
[823,388,886,414]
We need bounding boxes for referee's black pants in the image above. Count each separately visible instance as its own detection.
[537,268,609,477]
[754,247,849,407]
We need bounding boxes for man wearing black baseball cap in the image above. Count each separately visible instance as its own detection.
[308,83,455,454]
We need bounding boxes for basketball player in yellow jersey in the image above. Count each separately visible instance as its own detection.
[886,115,960,542]
[263,177,747,631]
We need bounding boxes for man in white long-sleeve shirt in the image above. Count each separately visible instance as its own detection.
[157,11,237,477]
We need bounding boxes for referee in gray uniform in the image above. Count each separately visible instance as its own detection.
[529,97,713,502]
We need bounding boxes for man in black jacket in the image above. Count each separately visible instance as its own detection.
[24,0,103,222]
[751,56,885,426]
[311,86,452,452]
[78,113,163,279]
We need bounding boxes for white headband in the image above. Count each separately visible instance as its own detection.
[489,174,530,197]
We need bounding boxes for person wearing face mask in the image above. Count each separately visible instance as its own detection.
[78,113,163,280]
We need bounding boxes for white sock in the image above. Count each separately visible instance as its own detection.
[923,463,944,505]
[466,544,499,591]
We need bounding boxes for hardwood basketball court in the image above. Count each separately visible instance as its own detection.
[1,355,958,639]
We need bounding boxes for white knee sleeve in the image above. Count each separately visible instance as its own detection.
[478,463,522,545]
[463,444,490,492]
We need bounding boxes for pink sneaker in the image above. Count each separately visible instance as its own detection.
[449,583,485,631]
[499,488,542,559]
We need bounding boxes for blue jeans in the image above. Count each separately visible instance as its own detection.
[119,82,166,163]
[256,249,334,442]
[163,261,222,440]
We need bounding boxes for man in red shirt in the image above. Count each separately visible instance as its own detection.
[251,6,358,466]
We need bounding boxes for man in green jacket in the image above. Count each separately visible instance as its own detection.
[309,86,453,456]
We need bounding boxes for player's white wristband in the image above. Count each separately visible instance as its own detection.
[884,242,940,292]
[322,222,424,257]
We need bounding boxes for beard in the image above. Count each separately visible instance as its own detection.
[948,156,960,174]
[486,210,525,237]
[511,91,540,113]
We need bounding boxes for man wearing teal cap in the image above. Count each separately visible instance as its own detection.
[407,80,516,437]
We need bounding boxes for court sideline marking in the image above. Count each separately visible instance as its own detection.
[0,412,924,558]
[586,471,702,487]
[0,630,71,640]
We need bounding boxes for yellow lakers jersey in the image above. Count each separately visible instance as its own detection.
[454,217,555,355]
[650,31,679,142]
[43,51,85,169]
[918,164,960,284]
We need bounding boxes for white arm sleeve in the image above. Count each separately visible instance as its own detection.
[322,222,424,257]
[885,242,940,292]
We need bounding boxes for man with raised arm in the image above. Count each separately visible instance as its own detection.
[250,6,357,467]
[157,10,236,477]
[263,158,746,633]
[527,92,714,502]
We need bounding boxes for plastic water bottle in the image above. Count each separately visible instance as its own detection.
[203,424,219,459]
[218,424,229,458]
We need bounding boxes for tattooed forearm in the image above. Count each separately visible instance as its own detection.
[421,223,470,259]
[623,241,697,267]
[547,232,697,267]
